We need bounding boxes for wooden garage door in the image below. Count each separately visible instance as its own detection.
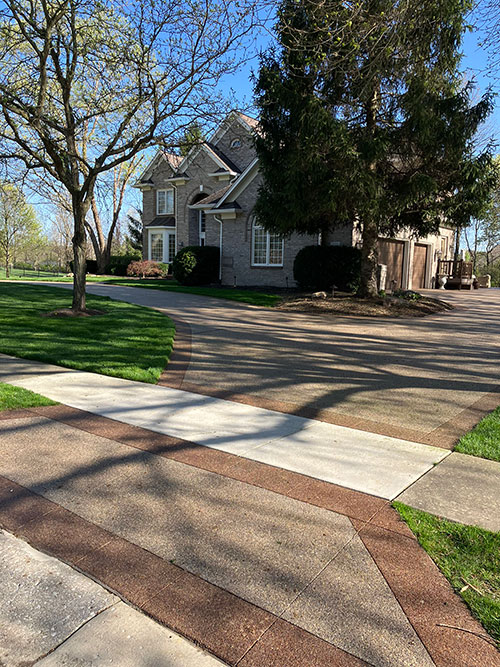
[378,239,405,289]
[412,243,428,289]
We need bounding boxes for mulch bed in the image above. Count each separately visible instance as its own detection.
[276,292,453,318]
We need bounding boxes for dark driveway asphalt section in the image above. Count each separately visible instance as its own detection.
[83,284,500,447]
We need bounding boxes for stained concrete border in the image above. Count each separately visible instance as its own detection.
[0,474,362,666]
[0,403,498,666]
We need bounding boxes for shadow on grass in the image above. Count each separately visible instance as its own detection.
[0,284,175,383]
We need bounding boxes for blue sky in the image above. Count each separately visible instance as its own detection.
[221,7,500,147]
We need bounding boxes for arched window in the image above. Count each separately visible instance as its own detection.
[251,218,283,266]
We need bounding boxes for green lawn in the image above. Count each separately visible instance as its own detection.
[455,406,500,462]
[0,267,74,281]
[99,278,281,307]
[0,382,57,411]
[0,270,281,307]
[0,283,175,383]
[394,503,500,646]
[0,268,115,283]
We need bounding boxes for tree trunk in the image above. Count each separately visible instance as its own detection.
[454,226,461,259]
[85,222,109,274]
[5,245,10,278]
[358,216,379,297]
[72,197,88,311]
[358,86,380,298]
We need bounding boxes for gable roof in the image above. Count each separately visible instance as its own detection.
[209,110,260,145]
[189,158,259,214]
[204,143,240,173]
[163,151,183,170]
[236,111,259,131]
[175,141,240,176]
[214,158,259,209]
[134,111,259,188]
[133,149,180,187]
[190,185,232,209]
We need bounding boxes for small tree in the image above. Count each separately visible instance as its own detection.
[179,122,206,157]
[254,0,495,296]
[126,209,143,253]
[0,183,41,276]
[0,0,258,311]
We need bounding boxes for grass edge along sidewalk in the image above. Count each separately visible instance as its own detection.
[455,406,500,463]
[0,382,57,411]
[394,502,500,648]
[0,283,175,384]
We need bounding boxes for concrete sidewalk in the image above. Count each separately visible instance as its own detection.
[0,405,498,666]
[2,353,499,534]
[0,529,222,666]
[0,354,449,502]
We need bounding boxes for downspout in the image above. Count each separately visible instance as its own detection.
[170,183,178,259]
[214,215,223,283]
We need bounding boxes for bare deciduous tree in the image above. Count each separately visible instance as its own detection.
[0,0,259,311]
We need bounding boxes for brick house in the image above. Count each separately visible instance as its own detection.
[135,111,455,289]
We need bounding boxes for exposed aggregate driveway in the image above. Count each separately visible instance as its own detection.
[80,283,500,448]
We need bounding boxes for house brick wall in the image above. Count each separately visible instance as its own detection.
[209,176,317,288]
[175,150,223,249]
[214,123,256,173]
[142,158,176,260]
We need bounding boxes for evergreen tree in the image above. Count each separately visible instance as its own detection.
[179,122,206,157]
[126,210,143,252]
[254,0,496,296]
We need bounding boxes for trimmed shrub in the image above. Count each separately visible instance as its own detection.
[172,246,219,285]
[14,262,34,270]
[127,260,167,278]
[293,245,361,292]
[107,251,142,276]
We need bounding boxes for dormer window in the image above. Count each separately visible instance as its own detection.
[157,188,174,215]
[230,138,242,149]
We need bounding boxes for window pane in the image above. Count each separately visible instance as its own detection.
[166,189,174,214]
[157,191,165,215]
[168,233,176,262]
[253,225,267,264]
[269,233,283,265]
[157,189,174,215]
[151,233,163,261]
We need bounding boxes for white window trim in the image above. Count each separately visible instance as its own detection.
[251,219,284,267]
[156,188,174,216]
[148,228,177,263]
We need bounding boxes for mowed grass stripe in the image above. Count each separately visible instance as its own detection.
[0,283,175,384]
